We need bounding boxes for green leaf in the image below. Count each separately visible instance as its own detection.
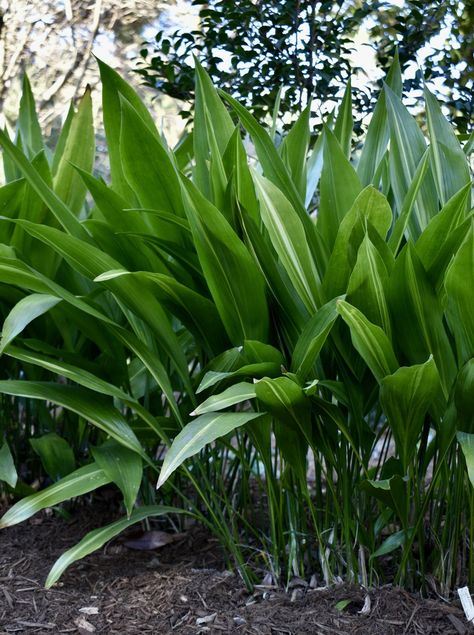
[358,51,402,186]
[334,79,353,159]
[279,105,310,199]
[0,463,110,528]
[192,382,257,415]
[45,505,181,588]
[336,300,398,382]
[322,185,392,299]
[424,85,470,206]
[0,130,89,239]
[371,529,409,560]
[91,440,142,517]
[30,433,75,480]
[98,58,159,203]
[458,431,474,488]
[317,126,362,254]
[291,296,342,380]
[385,84,438,236]
[0,381,144,457]
[219,89,305,218]
[388,243,457,393]
[95,269,229,356]
[253,172,320,312]
[182,178,269,344]
[347,234,391,336]
[0,293,61,354]
[119,96,184,241]
[197,362,281,393]
[18,75,43,158]
[53,87,94,215]
[380,357,440,470]
[157,412,262,488]
[0,442,17,488]
[416,185,470,276]
[444,221,474,364]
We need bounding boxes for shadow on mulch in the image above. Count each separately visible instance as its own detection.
[0,495,472,635]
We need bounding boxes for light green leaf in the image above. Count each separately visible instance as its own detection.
[253,172,320,312]
[291,296,342,380]
[380,357,440,470]
[0,463,110,528]
[92,440,142,517]
[18,74,43,158]
[0,442,17,488]
[424,85,470,206]
[45,505,181,588]
[157,412,262,488]
[336,300,398,382]
[445,221,474,364]
[53,87,94,215]
[0,381,144,457]
[30,433,75,480]
[0,293,61,354]
[191,382,257,415]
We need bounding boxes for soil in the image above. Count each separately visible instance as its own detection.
[0,495,472,635]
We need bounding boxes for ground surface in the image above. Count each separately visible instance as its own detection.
[0,496,472,635]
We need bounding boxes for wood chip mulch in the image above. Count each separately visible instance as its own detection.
[0,497,472,634]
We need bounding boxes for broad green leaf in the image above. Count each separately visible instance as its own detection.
[0,293,61,354]
[388,149,430,253]
[279,105,310,199]
[92,440,142,517]
[458,431,474,488]
[305,131,324,208]
[336,300,398,382]
[18,75,43,158]
[253,172,320,312]
[119,96,184,241]
[347,234,391,336]
[220,89,306,218]
[197,362,281,393]
[194,59,235,197]
[53,87,94,215]
[5,218,191,392]
[291,296,342,379]
[0,129,88,239]
[389,243,457,393]
[358,51,402,186]
[0,463,110,528]
[385,84,438,236]
[445,221,474,364]
[0,442,17,488]
[157,412,262,488]
[45,505,181,588]
[51,102,74,175]
[182,178,269,344]
[98,58,158,202]
[416,185,470,275]
[380,357,440,470]
[30,433,75,481]
[191,382,257,415]
[361,474,407,524]
[334,79,353,159]
[95,269,229,356]
[5,345,166,442]
[317,126,362,254]
[424,85,470,206]
[454,359,474,431]
[371,529,409,560]
[322,186,392,299]
[0,381,144,457]
[255,376,311,480]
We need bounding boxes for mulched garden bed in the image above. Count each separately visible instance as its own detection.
[0,494,472,635]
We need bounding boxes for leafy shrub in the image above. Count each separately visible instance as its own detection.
[0,56,473,594]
